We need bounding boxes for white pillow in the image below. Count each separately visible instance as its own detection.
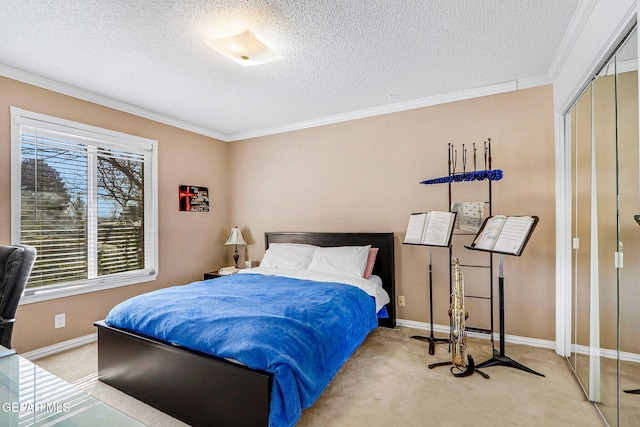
[260,243,317,269]
[307,245,371,278]
[368,274,383,288]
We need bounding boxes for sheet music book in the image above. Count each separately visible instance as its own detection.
[451,201,485,232]
[467,215,538,256]
[403,211,456,247]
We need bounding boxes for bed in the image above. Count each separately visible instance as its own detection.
[95,232,395,427]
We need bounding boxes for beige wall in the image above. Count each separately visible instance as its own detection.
[0,76,231,352]
[229,85,557,341]
[0,77,557,352]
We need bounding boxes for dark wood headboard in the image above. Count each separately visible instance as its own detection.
[264,232,396,328]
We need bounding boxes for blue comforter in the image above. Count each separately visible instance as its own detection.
[105,273,378,427]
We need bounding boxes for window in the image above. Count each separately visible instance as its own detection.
[11,107,158,303]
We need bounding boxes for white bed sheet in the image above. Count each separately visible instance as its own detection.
[238,267,390,313]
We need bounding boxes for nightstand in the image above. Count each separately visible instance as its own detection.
[204,271,223,280]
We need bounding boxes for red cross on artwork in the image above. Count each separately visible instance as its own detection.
[179,185,197,211]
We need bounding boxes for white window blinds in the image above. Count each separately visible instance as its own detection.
[11,107,158,302]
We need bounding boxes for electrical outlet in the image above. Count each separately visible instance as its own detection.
[54,313,66,329]
[398,296,406,307]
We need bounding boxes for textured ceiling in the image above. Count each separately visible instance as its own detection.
[0,0,579,141]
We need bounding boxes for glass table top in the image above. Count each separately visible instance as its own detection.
[0,346,143,426]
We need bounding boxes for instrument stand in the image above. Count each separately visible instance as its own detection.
[475,254,544,377]
[411,249,449,355]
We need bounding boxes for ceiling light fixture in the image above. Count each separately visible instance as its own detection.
[206,30,282,66]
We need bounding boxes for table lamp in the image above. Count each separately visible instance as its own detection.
[225,227,246,268]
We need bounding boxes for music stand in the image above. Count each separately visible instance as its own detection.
[465,215,544,377]
[403,211,456,355]
[410,249,449,354]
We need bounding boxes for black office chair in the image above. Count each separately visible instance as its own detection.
[0,244,36,349]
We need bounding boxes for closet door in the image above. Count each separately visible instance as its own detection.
[570,84,593,398]
[616,29,639,427]
[568,27,638,427]
[592,56,619,425]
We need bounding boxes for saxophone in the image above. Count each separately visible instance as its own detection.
[449,257,475,377]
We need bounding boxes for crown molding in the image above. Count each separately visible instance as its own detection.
[515,74,553,89]
[548,0,598,83]
[0,64,230,142]
[229,76,550,141]
[551,0,637,114]
[1,63,552,144]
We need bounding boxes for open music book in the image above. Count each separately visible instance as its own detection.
[468,215,538,256]
[403,211,456,247]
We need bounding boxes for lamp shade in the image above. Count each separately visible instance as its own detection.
[206,31,282,66]
[225,227,247,246]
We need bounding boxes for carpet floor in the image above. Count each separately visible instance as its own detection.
[35,326,604,426]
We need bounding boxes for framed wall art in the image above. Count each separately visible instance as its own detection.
[179,185,209,212]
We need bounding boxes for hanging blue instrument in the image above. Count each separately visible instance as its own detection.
[420,169,503,185]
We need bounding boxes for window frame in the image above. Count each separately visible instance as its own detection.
[10,107,159,304]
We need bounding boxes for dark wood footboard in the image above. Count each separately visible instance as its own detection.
[95,321,273,427]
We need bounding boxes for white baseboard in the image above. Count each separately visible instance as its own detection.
[20,322,640,365]
[397,319,640,363]
[397,319,556,350]
[21,333,97,361]
[569,343,640,364]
